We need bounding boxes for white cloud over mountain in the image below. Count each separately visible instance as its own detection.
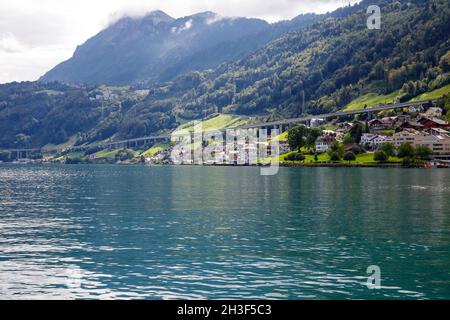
[0,0,358,83]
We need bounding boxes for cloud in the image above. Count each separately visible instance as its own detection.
[0,46,73,83]
[172,19,194,33]
[205,13,231,25]
[0,33,25,53]
[0,0,359,84]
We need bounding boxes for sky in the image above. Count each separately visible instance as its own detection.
[0,0,357,84]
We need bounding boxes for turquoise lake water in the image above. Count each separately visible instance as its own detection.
[0,164,449,299]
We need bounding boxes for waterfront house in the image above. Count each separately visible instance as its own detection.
[419,134,450,155]
[315,136,333,153]
[393,129,425,147]
[393,129,450,155]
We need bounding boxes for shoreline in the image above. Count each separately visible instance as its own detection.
[0,161,431,169]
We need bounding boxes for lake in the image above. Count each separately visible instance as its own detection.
[0,164,449,299]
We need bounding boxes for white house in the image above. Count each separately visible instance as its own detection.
[360,134,377,146]
[372,135,393,148]
[315,136,334,153]
[360,133,392,149]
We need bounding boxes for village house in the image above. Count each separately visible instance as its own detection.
[422,107,443,119]
[393,129,426,147]
[418,117,450,129]
[360,133,377,146]
[315,136,334,153]
[334,129,347,141]
[408,106,420,113]
[397,120,424,131]
[340,122,354,131]
[360,133,393,150]
[322,130,337,138]
[427,128,450,136]
[396,113,412,125]
[368,117,397,131]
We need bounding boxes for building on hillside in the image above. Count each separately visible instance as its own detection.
[396,113,412,125]
[335,129,347,141]
[340,122,354,131]
[397,120,424,131]
[368,117,397,131]
[322,130,337,138]
[427,128,450,136]
[423,107,443,118]
[418,117,450,129]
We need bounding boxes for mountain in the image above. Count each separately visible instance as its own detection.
[1,0,449,150]
[140,0,450,120]
[39,11,304,86]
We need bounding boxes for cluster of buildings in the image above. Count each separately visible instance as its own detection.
[314,106,450,156]
[392,128,450,155]
[90,89,120,101]
[88,87,149,102]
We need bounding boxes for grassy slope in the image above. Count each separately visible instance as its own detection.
[53,152,85,161]
[411,83,450,101]
[43,134,79,151]
[175,114,248,134]
[343,84,450,112]
[141,143,170,157]
[343,91,401,111]
[272,131,289,142]
[93,149,120,160]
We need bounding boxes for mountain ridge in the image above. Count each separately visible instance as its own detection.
[40,10,323,86]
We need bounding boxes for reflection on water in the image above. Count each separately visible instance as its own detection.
[0,164,449,299]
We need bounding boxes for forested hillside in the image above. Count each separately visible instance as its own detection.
[142,0,449,121]
[0,0,449,149]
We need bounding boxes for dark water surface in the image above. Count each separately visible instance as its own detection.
[0,164,449,299]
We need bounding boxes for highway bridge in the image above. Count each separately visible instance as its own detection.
[0,98,442,159]
[239,99,441,129]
